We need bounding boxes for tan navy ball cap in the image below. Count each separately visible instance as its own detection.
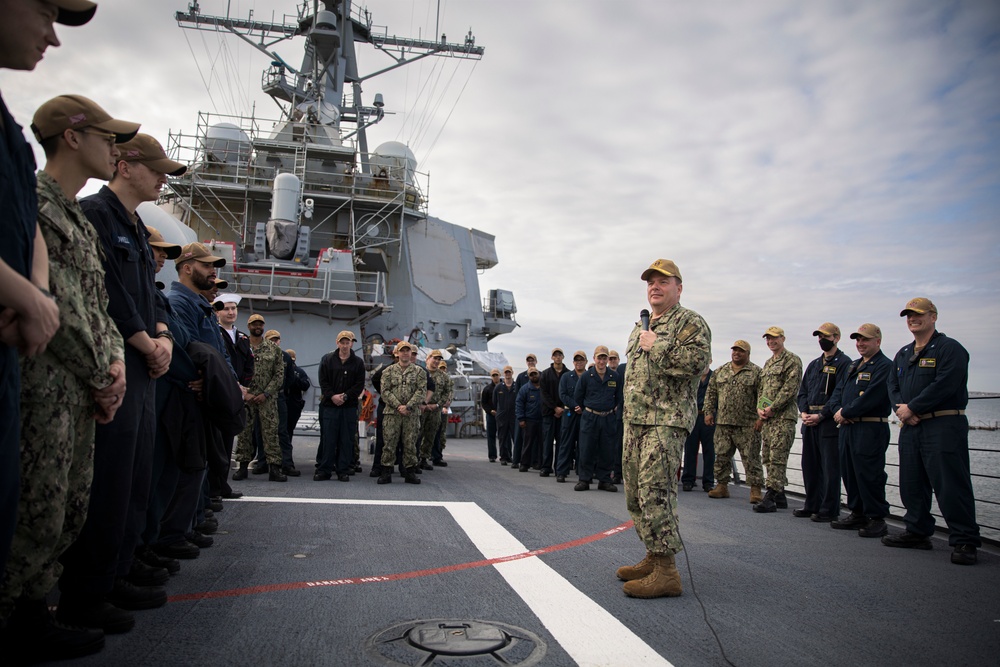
[608,350,620,359]
[286,349,296,359]
[490,368,500,377]
[395,341,414,352]
[528,368,540,376]
[264,329,281,341]
[176,242,226,267]
[900,297,937,317]
[525,353,537,362]
[429,349,444,359]
[572,350,587,361]
[813,322,841,337]
[212,278,229,290]
[732,340,751,353]
[215,293,241,306]
[31,94,139,143]
[503,365,514,373]
[763,326,785,338]
[640,258,682,282]
[551,347,564,356]
[117,133,187,176]
[593,345,610,358]
[850,323,883,340]
[336,330,355,342]
[145,225,181,259]
[53,0,98,26]
[247,314,265,324]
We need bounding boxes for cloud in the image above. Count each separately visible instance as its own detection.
[2,0,997,389]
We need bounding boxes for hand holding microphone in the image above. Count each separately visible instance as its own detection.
[638,308,656,353]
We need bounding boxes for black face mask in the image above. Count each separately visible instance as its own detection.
[819,338,836,352]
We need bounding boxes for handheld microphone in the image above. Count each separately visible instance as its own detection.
[640,309,650,331]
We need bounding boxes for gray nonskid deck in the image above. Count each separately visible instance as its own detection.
[49,436,998,667]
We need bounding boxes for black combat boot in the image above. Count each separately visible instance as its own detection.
[753,488,778,513]
[774,491,788,509]
[377,471,392,484]
[268,464,287,482]
[5,597,105,661]
[404,467,422,484]
[232,462,249,481]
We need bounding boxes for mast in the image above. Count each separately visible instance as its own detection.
[176,0,484,170]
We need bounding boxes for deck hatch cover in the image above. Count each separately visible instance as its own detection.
[366,618,547,665]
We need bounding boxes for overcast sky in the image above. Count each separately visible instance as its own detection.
[3,0,999,389]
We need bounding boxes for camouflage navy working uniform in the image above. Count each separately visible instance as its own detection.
[236,339,284,465]
[380,363,427,470]
[758,349,802,491]
[623,305,712,555]
[0,172,124,619]
[432,368,454,462]
[704,359,763,487]
[420,365,451,460]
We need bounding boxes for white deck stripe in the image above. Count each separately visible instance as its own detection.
[445,502,671,667]
[238,496,671,666]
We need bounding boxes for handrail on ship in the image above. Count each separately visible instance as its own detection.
[215,265,387,308]
[166,112,430,218]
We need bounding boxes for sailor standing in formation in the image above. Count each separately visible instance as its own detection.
[573,345,623,492]
[315,331,365,482]
[753,327,802,514]
[493,365,517,466]
[795,323,851,522]
[883,298,981,564]
[705,340,763,502]
[829,324,893,538]
[419,350,450,470]
[0,89,127,658]
[378,341,424,485]
[233,314,285,482]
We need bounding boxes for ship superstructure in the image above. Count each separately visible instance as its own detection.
[156,1,516,380]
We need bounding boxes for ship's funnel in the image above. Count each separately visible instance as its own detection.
[266,173,300,259]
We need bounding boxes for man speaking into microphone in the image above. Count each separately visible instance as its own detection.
[617,259,711,598]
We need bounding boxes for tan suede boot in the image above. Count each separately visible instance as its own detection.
[750,485,763,503]
[708,482,729,498]
[616,552,654,581]
[622,553,682,598]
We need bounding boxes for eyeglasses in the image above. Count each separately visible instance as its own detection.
[80,129,117,148]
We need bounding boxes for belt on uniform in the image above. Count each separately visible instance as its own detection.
[585,407,613,416]
[857,417,889,423]
[917,410,965,420]
[808,405,826,411]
